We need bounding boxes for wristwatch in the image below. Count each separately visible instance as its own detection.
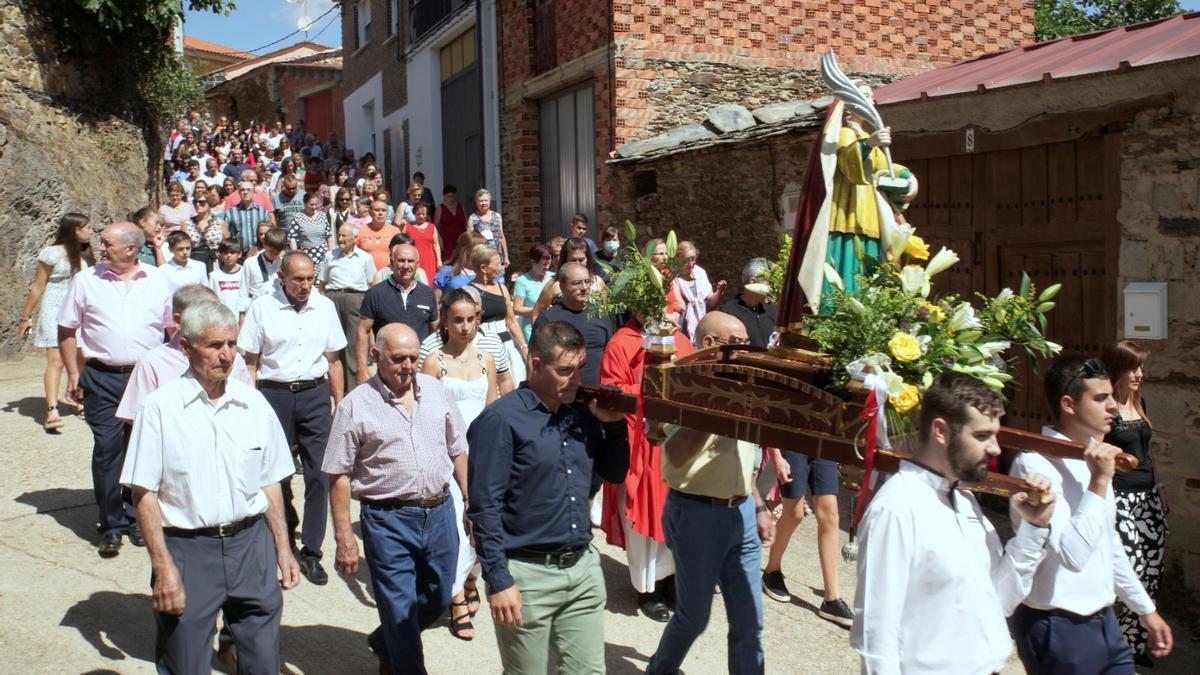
[755,504,769,514]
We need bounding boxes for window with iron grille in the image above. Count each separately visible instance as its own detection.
[410,0,467,42]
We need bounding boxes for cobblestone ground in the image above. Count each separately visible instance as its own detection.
[0,356,1193,673]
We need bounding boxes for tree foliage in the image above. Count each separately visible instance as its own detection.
[49,1,236,128]
[1034,0,1183,41]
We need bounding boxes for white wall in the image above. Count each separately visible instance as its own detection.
[341,7,501,207]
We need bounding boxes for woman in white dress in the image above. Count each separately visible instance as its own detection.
[16,213,95,431]
[420,287,497,641]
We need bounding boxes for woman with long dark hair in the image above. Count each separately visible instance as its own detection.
[16,213,95,431]
[1102,339,1168,666]
[420,287,498,640]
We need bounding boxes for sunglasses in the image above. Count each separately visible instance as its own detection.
[1063,357,1106,394]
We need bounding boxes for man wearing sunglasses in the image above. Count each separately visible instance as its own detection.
[1009,355,1174,672]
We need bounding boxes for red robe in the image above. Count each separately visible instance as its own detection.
[599,319,694,547]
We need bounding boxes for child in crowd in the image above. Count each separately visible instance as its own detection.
[208,237,246,314]
[163,230,209,296]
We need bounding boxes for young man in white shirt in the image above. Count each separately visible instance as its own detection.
[852,372,1056,674]
[1009,355,1174,672]
[240,228,287,310]
[162,231,208,298]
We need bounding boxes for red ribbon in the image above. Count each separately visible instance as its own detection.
[850,387,881,531]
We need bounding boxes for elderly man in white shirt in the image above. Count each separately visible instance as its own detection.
[1009,355,1174,673]
[852,372,1056,675]
[239,251,346,587]
[320,222,377,388]
[122,300,298,675]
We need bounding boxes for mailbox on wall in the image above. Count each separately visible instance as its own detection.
[1123,282,1168,339]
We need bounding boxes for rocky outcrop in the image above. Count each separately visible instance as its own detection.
[0,1,151,356]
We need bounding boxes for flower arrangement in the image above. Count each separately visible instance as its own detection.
[591,220,687,331]
[749,234,792,302]
[803,223,1062,418]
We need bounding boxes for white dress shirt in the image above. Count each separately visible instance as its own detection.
[161,257,209,297]
[320,246,376,291]
[852,460,1049,675]
[120,373,294,529]
[238,286,347,382]
[240,251,283,304]
[1009,426,1155,617]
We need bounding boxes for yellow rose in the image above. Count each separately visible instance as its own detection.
[904,234,930,260]
[888,332,922,362]
[889,384,921,413]
[923,302,945,323]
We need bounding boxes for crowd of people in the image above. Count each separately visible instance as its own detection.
[13,112,1175,674]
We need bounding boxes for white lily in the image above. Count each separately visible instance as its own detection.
[947,302,982,333]
[823,263,845,291]
[899,265,930,297]
[976,340,1011,360]
[925,247,960,277]
[888,222,915,260]
[995,287,1014,302]
[879,369,906,396]
[1046,340,1063,355]
[916,334,932,352]
[847,297,867,315]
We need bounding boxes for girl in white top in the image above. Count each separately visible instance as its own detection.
[420,287,497,642]
[16,213,95,431]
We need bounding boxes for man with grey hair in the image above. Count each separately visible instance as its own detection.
[240,251,346,585]
[321,222,377,388]
[58,221,173,557]
[122,300,299,674]
[720,257,778,349]
[532,261,612,387]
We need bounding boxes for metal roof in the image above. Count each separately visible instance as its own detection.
[875,12,1200,105]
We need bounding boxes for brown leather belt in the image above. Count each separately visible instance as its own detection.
[361,492,450,510]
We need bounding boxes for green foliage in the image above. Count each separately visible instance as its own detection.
[764,234,792,302]
[49,1,236,128]
[590,221,687,329]
[1034,0,1182,40]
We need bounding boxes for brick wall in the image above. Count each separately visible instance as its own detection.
[342,0,407,115]
[277,69,346,141]
[497,0,1034,271]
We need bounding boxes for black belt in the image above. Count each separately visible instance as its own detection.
[1021,604,1109,621]
[669,488,748,508]
[164,514,262,538]
[86,359,134,374]
[326,288,365,293]
[507,545,587,568]
[258,377,326,393]
[362,492,449,510]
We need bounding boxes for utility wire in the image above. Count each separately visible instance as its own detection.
[237,2,340,55]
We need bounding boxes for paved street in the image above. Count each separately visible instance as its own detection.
[0,355,1192,674]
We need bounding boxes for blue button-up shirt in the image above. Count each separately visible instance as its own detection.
[467,384,629,593]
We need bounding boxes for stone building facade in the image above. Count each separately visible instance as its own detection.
[496,0,1035,265]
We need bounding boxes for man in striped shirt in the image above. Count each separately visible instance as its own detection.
[226,181,270,253]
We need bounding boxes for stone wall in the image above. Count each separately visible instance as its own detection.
[0,0,152,357]
[607,130,817,296]
[1114,82,1200,605]
[205,68,278,129]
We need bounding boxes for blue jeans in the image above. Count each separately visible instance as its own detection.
[360,498,457,675]
[647,492,764,675]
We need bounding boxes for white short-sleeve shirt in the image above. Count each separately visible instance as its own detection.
[120,373,294,529]
[238,286,347,382]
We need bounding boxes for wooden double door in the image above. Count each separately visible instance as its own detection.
[897,132,1121,432]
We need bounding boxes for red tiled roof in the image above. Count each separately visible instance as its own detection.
[875,12,1200,105]
[182,35,254,61]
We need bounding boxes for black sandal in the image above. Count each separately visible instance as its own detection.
[463,579,481,617]
[449,600,474,641]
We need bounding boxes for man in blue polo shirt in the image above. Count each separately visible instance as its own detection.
[355,243,438,385]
